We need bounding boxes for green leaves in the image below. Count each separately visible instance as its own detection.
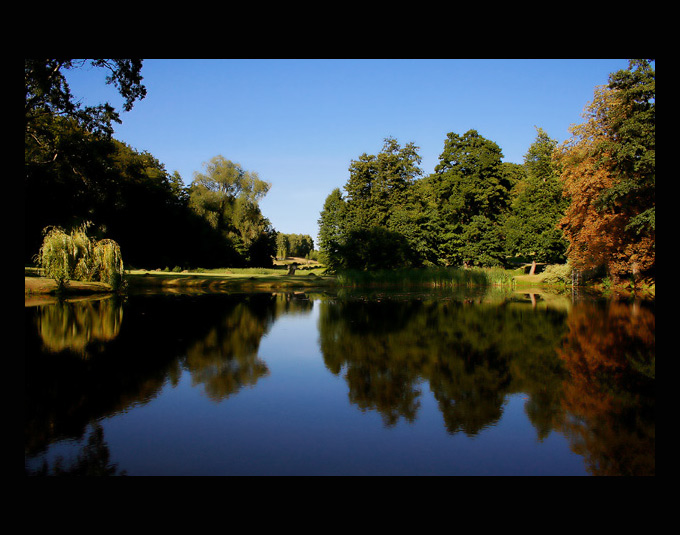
[25,59,146,139]
[425,130,510,266]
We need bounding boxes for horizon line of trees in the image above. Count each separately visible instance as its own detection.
[318,59,655,283]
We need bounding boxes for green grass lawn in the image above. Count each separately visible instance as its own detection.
[125,266,333,290]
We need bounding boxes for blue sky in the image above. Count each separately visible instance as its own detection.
[65,58,630,242]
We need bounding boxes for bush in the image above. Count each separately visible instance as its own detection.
[540,263,572,285]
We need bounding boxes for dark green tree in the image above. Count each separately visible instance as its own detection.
[25,114,237,268]
[422,130,512,266]
[598,59,655,237]
[504,127,568,269]
[344,137,422,231]
[340,138,424,269]
[317,188,347,271]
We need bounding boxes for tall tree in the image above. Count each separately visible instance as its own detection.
[189,156,275,266]
[317,188,347,271]
[423,130,512,266]
[554,60,655,282]
[504,127,568,270]
[598,59,655,237]
[332,138,424,270]
[344,137,422,231]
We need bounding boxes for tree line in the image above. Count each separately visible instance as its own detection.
[25,59,279,269]
[318,59,655,284]
[276,233,315,259]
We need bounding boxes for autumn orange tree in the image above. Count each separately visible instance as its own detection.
[554,60,655,284]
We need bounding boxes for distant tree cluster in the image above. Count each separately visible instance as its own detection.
[276,233,314,259]
[319,59,655,282]
[319,130,566,272]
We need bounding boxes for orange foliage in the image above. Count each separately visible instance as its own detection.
[554,87,654,280]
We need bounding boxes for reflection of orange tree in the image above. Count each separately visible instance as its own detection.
[557,301,655,475]
[37,298,123,357]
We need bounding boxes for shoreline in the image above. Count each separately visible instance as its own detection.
[25,268,654,303]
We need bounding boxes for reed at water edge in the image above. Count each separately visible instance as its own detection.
[334,266,515,288]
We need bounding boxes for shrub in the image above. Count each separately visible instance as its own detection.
[541,263,572,285]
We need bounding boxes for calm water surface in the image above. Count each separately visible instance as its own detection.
[25,288,655,476]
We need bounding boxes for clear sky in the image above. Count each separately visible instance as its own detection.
[64,58,630,243]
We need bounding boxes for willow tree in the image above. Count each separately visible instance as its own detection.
[36,223,125,290]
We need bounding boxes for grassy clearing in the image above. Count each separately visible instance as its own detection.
[124,266,333,291]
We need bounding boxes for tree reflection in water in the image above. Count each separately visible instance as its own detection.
[318,292,654,474]
[35,296,123,358]
[25,290,654,476]
[25,293,312,466]
[557,300,655,476]
[25,423,126,476]
[318,294,569,434]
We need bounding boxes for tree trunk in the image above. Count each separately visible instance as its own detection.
[529,260,536,275]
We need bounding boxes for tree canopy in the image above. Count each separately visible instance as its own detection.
[317,60,654,283]
[504,127,568,266]
[188,156,276,266]
[25,59,146,141]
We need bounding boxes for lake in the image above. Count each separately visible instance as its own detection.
[25,287,655,476]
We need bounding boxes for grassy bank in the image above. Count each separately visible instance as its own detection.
[335,266,515,288]
[25,265,333,297]
[26,264,654,299]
